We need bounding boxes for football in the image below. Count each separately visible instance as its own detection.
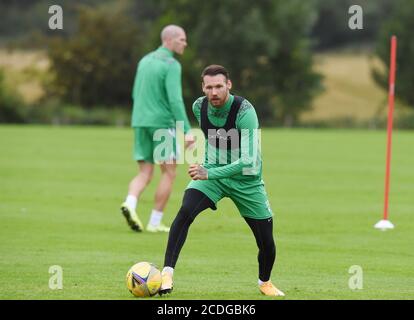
[126,262,162,297]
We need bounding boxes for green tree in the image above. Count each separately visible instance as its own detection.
[47,6,144,107]
[157,0,322,125]
[0,69,26,123]
[373,0,414,107]
[311,0,394,50]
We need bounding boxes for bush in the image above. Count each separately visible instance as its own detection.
[47,6,144,108]
[0,69,27,123]
[395,110,414,130]
[373,0,414,108]
[27,100,130,126]
[53,105,130,126]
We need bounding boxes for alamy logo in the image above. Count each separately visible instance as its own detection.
[152,121,261,176]
[348,5,363,30]
[49,265,63,290]
[348,265,363,290]
[208,128,238,141]
[48,5,63,30]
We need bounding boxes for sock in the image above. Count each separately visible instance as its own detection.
[258,279,269,286]
[125,195,137,210]
[149,209,163,226]
[162,267,174,275]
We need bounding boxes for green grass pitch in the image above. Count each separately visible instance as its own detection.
[0,125,413,299]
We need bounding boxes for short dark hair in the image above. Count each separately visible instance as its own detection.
[201,65,229,81]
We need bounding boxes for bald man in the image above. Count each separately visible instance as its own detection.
[121,25,194,233]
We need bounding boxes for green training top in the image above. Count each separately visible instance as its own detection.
[192,94,262,180]
[131,46,191,133]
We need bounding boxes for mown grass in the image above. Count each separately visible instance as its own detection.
[1,125,413,299]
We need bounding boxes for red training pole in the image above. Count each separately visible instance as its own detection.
[383,35,397,221]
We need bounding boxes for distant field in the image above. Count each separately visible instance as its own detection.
[302,52,410,123]
[0,49,49,104]
[1,125,413,299]
[301,53,388,122]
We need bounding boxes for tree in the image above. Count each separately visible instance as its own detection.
[47,6,144,107]
[372,0,414,108]
[0,69,26,123]
[157,0,322,125]
[311,0,395,50]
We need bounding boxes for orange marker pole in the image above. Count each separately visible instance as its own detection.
[376,35,397,231]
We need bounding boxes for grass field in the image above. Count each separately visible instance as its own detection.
[0,125,413,300]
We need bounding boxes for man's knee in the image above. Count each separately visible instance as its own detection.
[138,171,153,185]
[246,217,275,252]
[174,192,202,225]
[175,202,196,225]
[165,170,176,181]
[173,189,213,226]
[266,240,276,254]
[160,163,177,181]
[138,161,154,184]
[160,162,177,180]
[261,232,275,253]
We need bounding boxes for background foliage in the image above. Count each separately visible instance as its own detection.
[372,0,414,107]
[0,0,413,127]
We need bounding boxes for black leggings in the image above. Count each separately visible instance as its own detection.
[164,188,276,281]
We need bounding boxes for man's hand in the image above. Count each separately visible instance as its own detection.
[184,133,195,150]
[188,164,208,180]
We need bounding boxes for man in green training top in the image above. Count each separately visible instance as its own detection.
[121,25,194,233]
[159,65,285,297]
